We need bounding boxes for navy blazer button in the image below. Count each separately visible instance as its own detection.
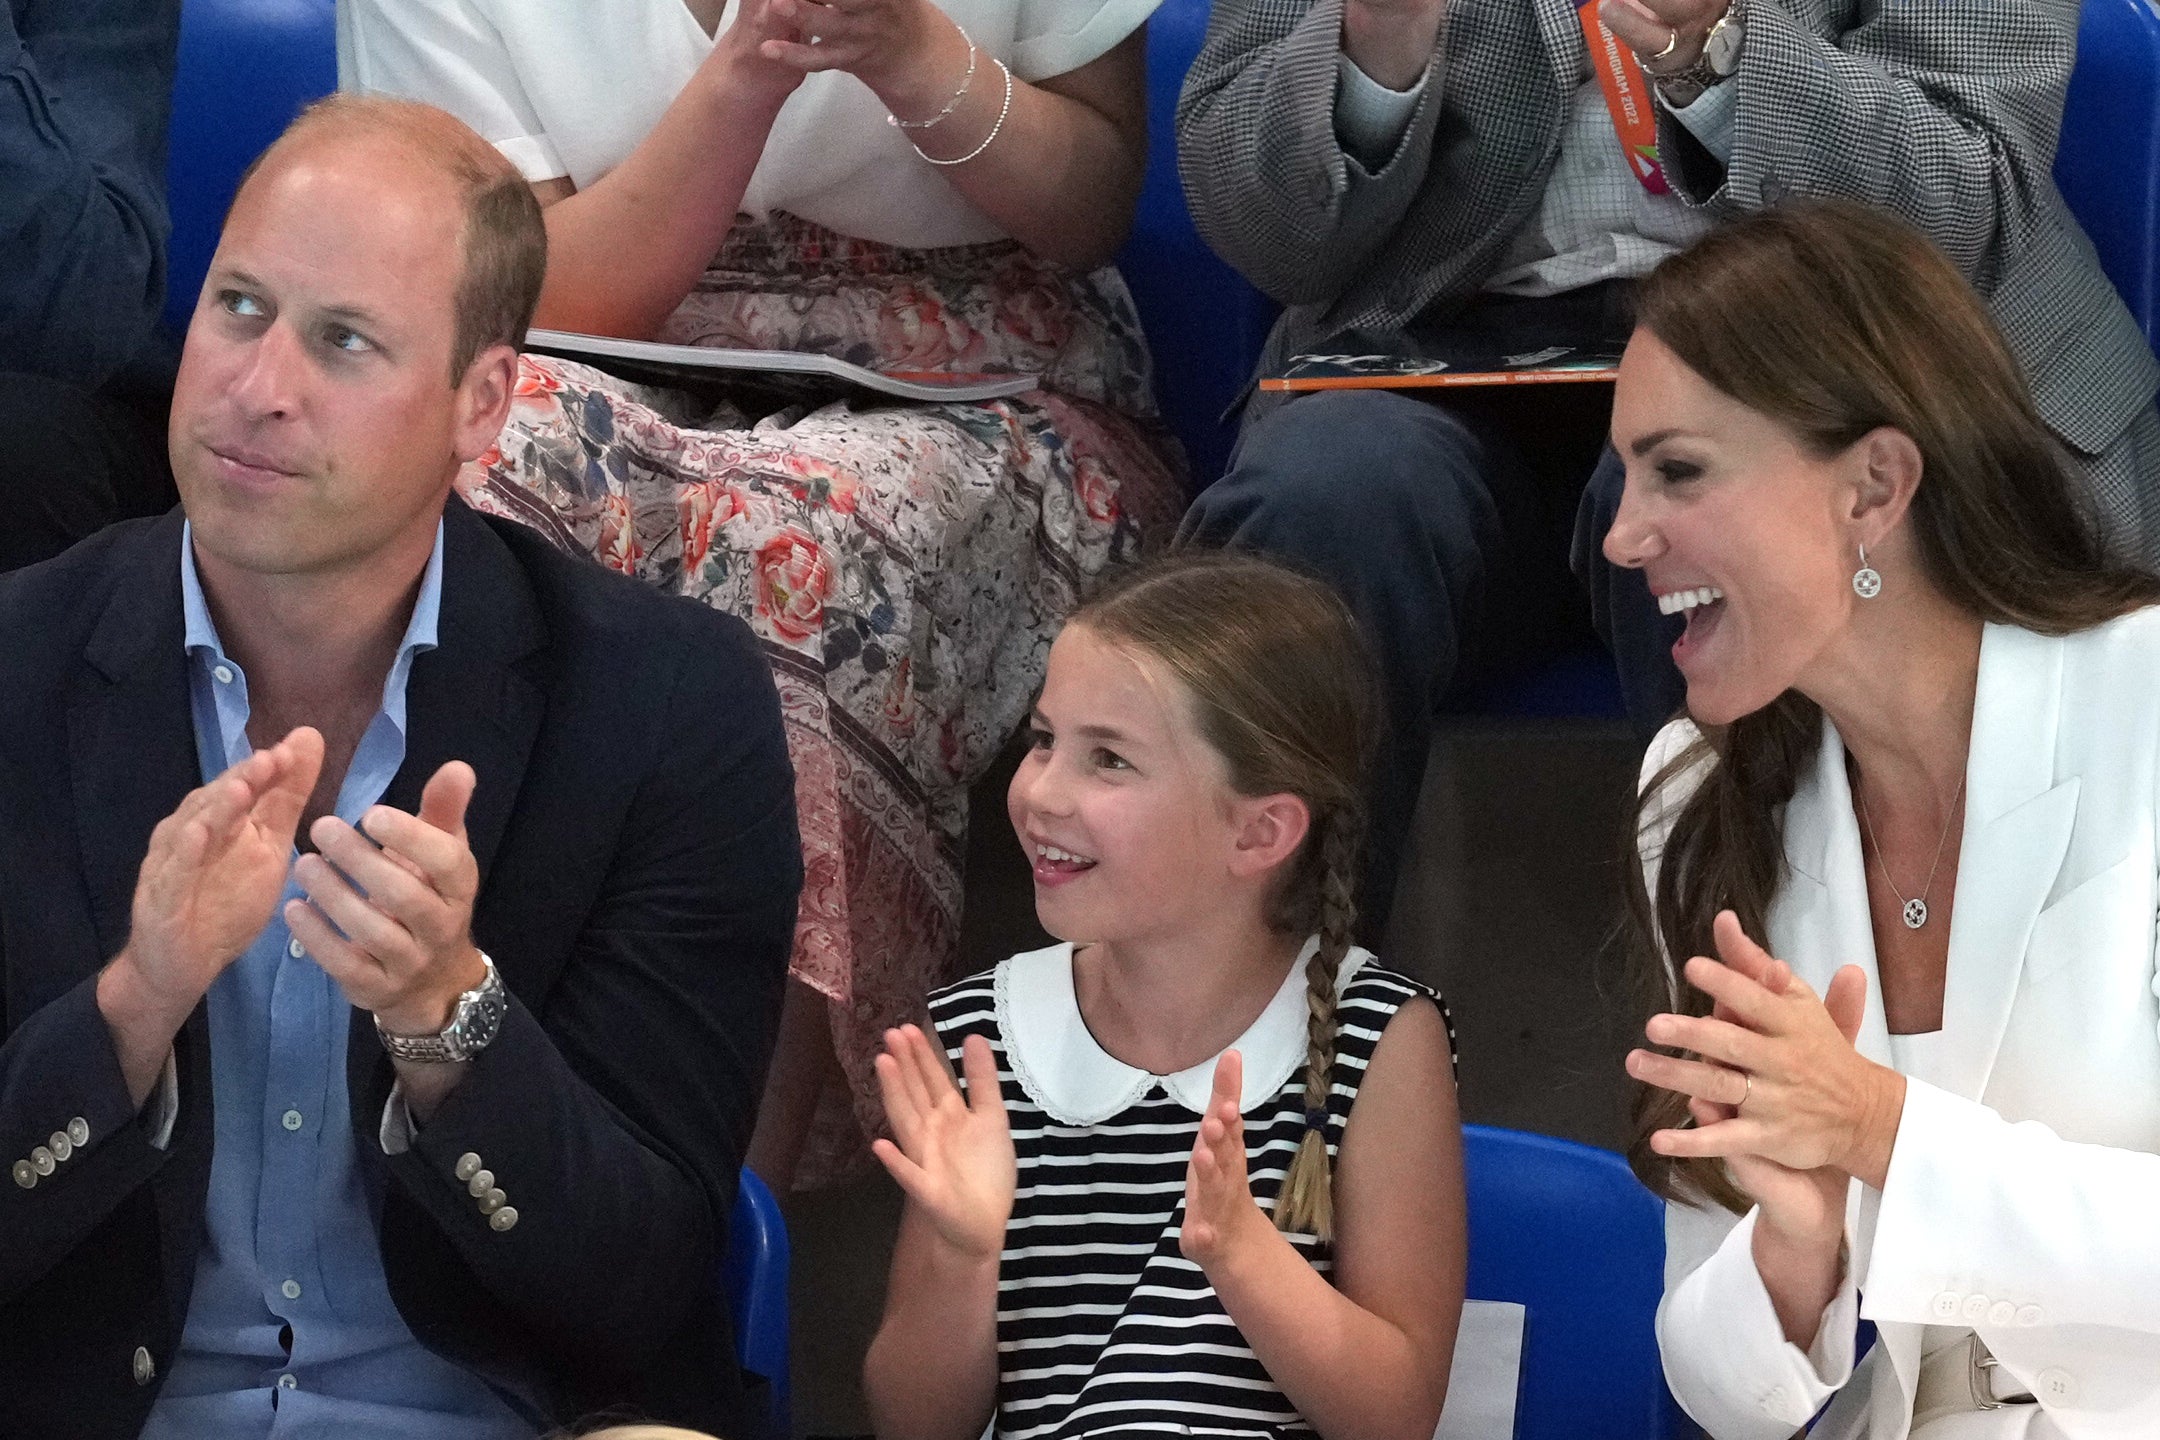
[67,1118,89,1146]
[489,1206,520,1233]
[49,1133,72,1162]
[455,1153,483,1183]
[467,1169,495,1198]
[11,1160,34,1190]
[479,1188,507,1215]
[132,1347,155,1385]
[30,1147,54,1176]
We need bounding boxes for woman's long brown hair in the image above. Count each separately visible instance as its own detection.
[1623,200,2160,1210]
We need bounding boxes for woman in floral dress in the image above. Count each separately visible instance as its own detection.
[339,0,1182,1188]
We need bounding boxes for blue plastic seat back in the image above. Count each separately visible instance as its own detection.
[2058,0,2160,350]
[162,0,340,337]
[726,1168,793,1440]
[1463,1125,1679,1439]
[1118,0,1281,486]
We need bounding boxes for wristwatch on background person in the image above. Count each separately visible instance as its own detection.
[375,953,508,1064]
[1652,1,1744,109]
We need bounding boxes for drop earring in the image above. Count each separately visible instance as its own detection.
[1852,543,1882,599]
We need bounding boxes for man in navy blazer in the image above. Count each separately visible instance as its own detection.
[0,96,801,1437]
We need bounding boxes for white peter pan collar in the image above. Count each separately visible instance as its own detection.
[993,938,1374,1127]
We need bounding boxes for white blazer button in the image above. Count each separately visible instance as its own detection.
[30,1147,55,1176]
[489,1206,519,1232]
[1960,1294,1991,1323]
[132,1347,155,1385]
[2016,1305,2044,1327]
[467,1169,495,1198]
[2037,1368,2077,1404]
[67,1118,89,1146]
[479,1188,506,1215]
[48,1133,72,1162]
[1986,1301,2015,1327]
[12,1160,35,1190]
[454,1153,483,1183]
[1931,1292,1962,1320]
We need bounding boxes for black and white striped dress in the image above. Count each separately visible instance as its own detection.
[927,938,1451,1440]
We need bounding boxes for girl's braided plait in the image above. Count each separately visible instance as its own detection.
[1273,816,1358,1241]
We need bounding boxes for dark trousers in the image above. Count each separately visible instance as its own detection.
[0,371,176,572]
[1180,287,1632,931]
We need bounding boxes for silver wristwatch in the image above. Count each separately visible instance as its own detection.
[375,953,508,1064]
[1656,2,1745,107]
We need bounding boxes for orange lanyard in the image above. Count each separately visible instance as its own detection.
[1578,0,1671,195]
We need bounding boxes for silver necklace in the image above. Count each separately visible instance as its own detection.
[1853,774,1967,930]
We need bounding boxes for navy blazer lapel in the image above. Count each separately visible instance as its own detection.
[66,511,201,968]
[379,501,547,889]
[350,503,548,1113]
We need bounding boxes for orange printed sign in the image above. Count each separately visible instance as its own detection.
[1579,1,1670,195]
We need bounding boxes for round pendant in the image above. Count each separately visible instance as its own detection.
[1853,566,1883,600]
[1902,897,1928,929]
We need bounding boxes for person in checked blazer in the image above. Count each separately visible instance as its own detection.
[0,95,801,1438]
[1615,202,2160,1438]
[1174,0,2160,927]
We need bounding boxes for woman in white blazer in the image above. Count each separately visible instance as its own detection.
[1603,200,2160,1439]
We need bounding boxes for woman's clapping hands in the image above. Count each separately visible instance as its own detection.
[871,1025,1017,1261]
[1628,912,1907,1196]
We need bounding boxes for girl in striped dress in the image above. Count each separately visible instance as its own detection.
[863,555,1467,1440]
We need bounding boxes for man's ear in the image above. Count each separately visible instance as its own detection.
[1225,792,1312,882]
[451,343,519,465]
[1848,425,1924,548]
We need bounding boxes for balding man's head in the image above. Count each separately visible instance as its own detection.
[237,94,546,381]
[171,95,540,590]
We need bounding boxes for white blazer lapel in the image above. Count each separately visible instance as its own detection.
[1933,625,2078,1103]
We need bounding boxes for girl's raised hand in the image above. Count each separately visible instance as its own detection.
[871,1026,1016,1260]
[1178,1050,1271,1272]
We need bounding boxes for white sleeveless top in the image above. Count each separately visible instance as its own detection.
[337,0,1158,248]
[930,940,1452,1439]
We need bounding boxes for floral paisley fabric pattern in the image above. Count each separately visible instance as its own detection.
[458,214,1184,1183]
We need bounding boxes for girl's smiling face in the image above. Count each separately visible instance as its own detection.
[1009,624,1303,947]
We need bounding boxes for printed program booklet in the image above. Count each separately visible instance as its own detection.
[1261,339,1622,394]
[524,328,1043,404]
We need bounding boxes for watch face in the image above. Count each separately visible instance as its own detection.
[1705,16,1743,76]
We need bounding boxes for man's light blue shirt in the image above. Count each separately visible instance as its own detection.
[141,523,528,1438]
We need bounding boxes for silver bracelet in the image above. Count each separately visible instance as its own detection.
[912,57,1012,167]
[886,23,976,131]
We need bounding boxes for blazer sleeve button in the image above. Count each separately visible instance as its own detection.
[11,1160,35,1190]
[132,1347,156,1385]
[489,1206,519,1233]
[68,1118,90,1147]
[454,1153,483,1183]
[48,1132,73,1162]
[29,1147,55,1177]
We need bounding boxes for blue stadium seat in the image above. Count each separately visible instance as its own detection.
[727,1168,794,1440]
[162,0,339,336]
[1118,0,1280,486]
[2058,0,2160,350]
[1463,1125,1681,1440]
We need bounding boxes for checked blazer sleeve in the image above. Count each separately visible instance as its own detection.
[1658,0,2157,457]
[1175,0,1446,307]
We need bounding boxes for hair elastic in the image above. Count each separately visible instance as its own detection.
[1302,1106,1329,1134]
